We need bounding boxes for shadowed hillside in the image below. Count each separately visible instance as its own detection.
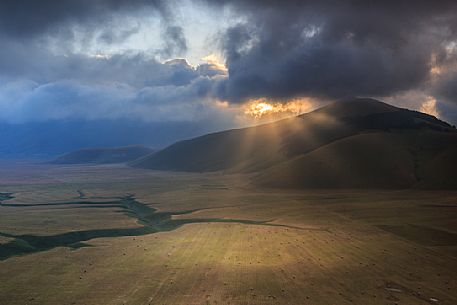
[131,98,457,189]
[52,145,155,165]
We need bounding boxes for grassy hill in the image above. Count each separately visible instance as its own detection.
[131,98,457,189]
[52,145,155,165]
[255,131,457,189]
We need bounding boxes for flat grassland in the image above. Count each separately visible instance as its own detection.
[0,163,456,305]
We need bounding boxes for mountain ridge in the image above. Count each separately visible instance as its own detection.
[131,98,457,189]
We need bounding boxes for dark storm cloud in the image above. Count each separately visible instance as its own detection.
[435,72,457,104]
[204,0,457,103]
[3,0,457,105]
[0,0,169,38]
[2,0,457,124]
[216,24,430,101]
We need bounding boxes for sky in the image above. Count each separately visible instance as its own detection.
[1,0,457,155]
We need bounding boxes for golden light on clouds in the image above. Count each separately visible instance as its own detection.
[430,53,445,78]
[430,50,457,78]
[420,96,439,118]
[202,53,227,72]
[246,102,274,118]
[244,98,313,119]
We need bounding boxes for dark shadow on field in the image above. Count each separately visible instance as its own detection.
[0,200,123,208]
[377,224,457,246]
[0,194,300,260]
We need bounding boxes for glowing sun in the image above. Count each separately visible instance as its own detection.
[244,98,313,118]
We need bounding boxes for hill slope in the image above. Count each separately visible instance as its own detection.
[52,145,155,165]
[132,98,457,189]
[254,131,457,189]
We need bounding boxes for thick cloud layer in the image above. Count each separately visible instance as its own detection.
[0,0,188,60]
[1,0,457,131]
[0,0,168,38]
[208,0,457,104]
[0,55,227,123]
[0,47,193,86]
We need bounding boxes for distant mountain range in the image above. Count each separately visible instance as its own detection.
[0,119,225,158]
[131,98,457,189]
[51,145,155,165]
